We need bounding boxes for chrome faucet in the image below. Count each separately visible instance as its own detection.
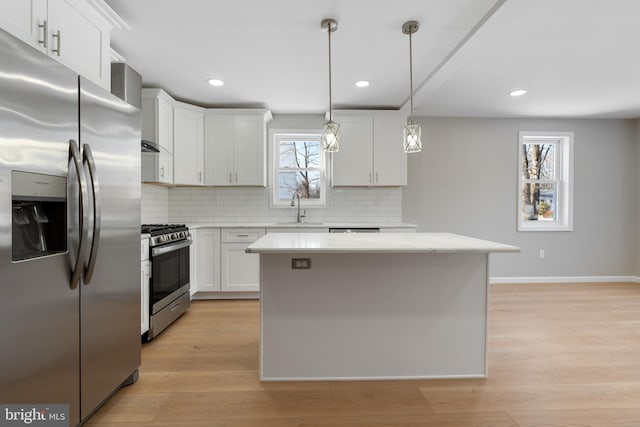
[290,192,305,223]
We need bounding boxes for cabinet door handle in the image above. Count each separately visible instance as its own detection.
[235,172,238,183]
[160,166,165,178]
[236,234,249,238]
[38,20,48,48]
[369,173,372,184]
[198,171,202,182]
[52,30,61,56]
[376,172,379,183]
[229,172,232,184]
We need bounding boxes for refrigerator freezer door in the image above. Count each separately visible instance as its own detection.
[0,29,81,426]
[78,77,141,422]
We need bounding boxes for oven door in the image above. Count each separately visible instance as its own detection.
[150,239,191,314]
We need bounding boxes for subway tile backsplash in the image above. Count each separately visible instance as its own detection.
[142,184,402,224]
[142,184,169,223]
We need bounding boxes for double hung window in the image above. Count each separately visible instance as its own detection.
[272,133,326,207]
[518,131,573,231]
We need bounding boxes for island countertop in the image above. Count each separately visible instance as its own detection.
[246,232,520,254]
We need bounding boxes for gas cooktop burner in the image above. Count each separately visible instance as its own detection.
[141,224,188,236]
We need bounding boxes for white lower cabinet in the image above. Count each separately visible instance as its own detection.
[191,228,264,298]
[191,228,221,292]
[221,229,265,292]
[190,226,416,299]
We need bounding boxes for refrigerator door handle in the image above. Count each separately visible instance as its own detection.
[69,139,88,290]
[82,143,101,285]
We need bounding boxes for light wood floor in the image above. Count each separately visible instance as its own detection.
[86,283,640,426]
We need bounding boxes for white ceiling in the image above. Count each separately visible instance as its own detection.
[106,0,640,118]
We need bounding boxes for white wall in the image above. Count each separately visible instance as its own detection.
[637,119,640,273]
[403,117,638,280]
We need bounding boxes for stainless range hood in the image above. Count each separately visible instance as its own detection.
[111,63,157,153]
[111,62,141,108]
[141,140,160,152]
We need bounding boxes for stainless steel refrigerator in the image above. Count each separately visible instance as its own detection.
[0,28,141,426]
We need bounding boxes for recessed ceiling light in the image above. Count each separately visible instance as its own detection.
[510,89,527,97]
[208,78,224,87]
[355,80,370,88]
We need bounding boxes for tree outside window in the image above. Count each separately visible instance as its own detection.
[521,142,556,221]
[272,133,326,206]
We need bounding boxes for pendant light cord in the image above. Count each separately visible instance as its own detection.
[328,25,333,121]
[409,29,414,122]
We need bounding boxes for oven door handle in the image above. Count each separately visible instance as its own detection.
[151,238,192,257]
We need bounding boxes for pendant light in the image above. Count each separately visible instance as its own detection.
[402,20,422,153]
[320,18,339,152]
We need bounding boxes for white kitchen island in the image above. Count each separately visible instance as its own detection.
[246,232,520,381]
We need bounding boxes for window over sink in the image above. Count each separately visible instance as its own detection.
[271,132,326,207]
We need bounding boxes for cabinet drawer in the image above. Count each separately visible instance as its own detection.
[141,237,150,261]
[222,228,265,243]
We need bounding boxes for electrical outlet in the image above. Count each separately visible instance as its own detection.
[291,258,311,269]
[539,250,545,259]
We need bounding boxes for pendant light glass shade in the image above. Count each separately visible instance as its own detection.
[321,18,339,152]
[402,20,422,154]
[403,120,421,153]
[321,119,340,152]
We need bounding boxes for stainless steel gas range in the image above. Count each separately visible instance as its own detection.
[141,224,192,340]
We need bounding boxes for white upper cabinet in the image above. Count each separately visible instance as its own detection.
[142,89,174,184]
[234,114,267,186]
[372,115,408,186]
[141,89,271,187]
[0,0,127,90]
[331,111,407,187]
[0,0,47,49]
[331,115,374,186]
[204,114,234,186]
[204,110,272,186]
[173,103,204,185]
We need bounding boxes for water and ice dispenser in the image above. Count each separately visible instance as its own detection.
[11,171,67,261]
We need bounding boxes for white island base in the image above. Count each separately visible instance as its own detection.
[249,233,519,381]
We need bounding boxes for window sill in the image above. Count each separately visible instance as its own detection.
[518,224,573,232]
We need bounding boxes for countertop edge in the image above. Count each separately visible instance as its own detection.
[186,222,419,229]
[246,248,520,254]
[245,232,521,254]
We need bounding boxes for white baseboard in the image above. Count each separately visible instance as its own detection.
[490,276,640,284]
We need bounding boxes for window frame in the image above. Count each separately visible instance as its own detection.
[270,131,327,208]
[517,131,574,232]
